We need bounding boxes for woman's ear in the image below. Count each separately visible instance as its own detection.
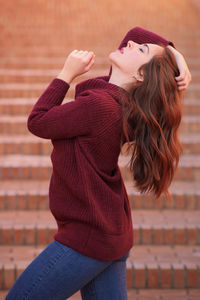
[132,72,143,82]
[136,74,144,82]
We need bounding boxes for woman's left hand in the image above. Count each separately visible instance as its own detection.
[57,50,95,84]
[166,45,192,91]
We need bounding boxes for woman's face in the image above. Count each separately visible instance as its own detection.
[108,41,164,80]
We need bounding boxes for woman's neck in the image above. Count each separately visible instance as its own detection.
[108,71,134,94]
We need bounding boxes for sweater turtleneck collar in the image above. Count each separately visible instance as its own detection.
[75,75,131,106]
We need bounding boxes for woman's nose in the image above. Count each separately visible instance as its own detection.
[127,40,136,48]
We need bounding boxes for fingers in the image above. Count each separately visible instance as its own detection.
[73,50,95,57]
[176,79,187,86]
[178,85,186,91]
[84,56,95,71]
[177,76,190,91]
[175,69,192,91]
[175,75,185,81]
[175,68,186,81]
[71,50,95,66]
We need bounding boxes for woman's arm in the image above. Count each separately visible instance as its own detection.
[27,79,92,139]
[167,45,192,91]
[117,26,175,50]
[27,50,96,140]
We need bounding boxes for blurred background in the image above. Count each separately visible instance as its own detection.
[0,0,199,58]
[0,1,200,299]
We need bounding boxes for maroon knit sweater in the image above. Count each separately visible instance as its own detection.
[27,27,175,261]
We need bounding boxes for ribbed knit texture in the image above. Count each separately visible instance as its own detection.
[27,26,175,261]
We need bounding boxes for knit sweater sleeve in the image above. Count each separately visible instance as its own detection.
[118,26,175,49]
[27,78,92,139]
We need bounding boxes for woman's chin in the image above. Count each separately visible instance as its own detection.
[108,51,117,63]
[109,50,119,56]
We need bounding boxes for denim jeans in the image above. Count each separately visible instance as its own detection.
[6,240,130,300]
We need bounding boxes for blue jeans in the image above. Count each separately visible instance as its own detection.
[6,240,130,300]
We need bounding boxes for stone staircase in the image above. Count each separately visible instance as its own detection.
[0,0,200,299]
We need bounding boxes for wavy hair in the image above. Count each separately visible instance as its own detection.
[120,46,184,200]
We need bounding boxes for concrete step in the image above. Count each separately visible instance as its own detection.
[127,244,200,289]
[185,83,200,98]
[0,244,199,290]
[0,135,53,155]
[0,180,200,211]
[0,210,199,246]
[0,133,200,156]
[0,68,199,83]
[0,155,51,180]
[0,154,200,181]
[0,67,108,84]
[9,23,200,37]
[0,56,109,70]
[1,24,200,41]
[126,180,200,210]
[0,56,199,71]
[1,97,200,116]
[3,289,200,300]
[0,289,81,300]
[0,82,76,99]
[182,99,200,115]
[119,154,200,182]
[0,82,199,99]
[0,114,199,135]
[0,97,73,116]
[1,289,200,300]
[0,42,199,58]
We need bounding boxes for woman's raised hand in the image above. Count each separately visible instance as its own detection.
[57,50,95,84]
[166,45,192,91]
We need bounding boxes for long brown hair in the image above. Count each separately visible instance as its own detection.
[120,46,184,200]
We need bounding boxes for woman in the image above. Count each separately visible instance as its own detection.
[6,27,191,300]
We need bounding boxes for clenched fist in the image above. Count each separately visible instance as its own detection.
[57,50,95,84]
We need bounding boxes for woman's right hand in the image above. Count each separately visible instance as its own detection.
[57,50,95,84]
[166,45,192,91]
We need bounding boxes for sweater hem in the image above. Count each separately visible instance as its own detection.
[53,220,134,261]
